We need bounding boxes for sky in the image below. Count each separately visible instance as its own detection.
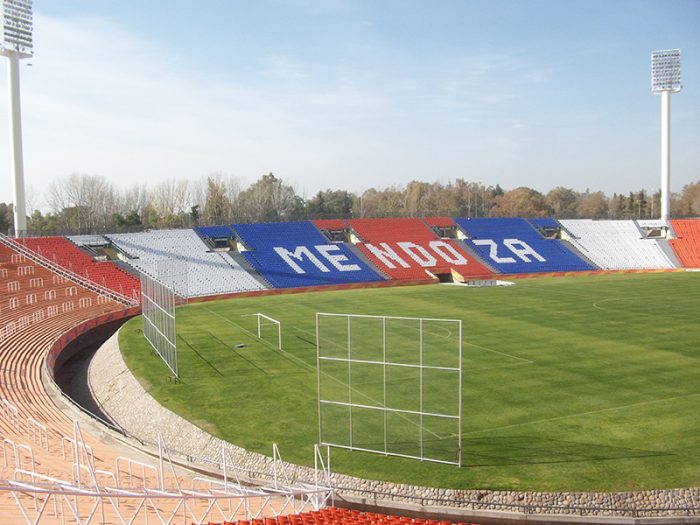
[0,0,699,210]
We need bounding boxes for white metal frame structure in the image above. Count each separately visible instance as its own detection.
[141,270,178,378]
[257,312,282,351]
[0,0,32,237]
[651,49,681,223]
[316,313,463,466]
[0,415,332,525]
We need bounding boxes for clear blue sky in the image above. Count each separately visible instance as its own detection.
[1,0,699,209]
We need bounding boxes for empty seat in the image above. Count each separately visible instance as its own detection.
[340,218,493,281]
[455,217,594,274]
[559,220,675,270]
[108,229,266,297]
[232,221,384,288]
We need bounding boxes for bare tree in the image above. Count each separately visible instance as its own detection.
[47,173,115,232]
[151,179,190,225]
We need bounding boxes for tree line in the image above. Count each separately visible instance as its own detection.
[1,173,699,236]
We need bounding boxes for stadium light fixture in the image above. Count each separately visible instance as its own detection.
[651,49,681,223]
[0,0,32,237]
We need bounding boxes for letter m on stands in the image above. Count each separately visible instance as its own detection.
[274,246,330,274]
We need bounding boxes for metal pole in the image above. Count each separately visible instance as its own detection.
[458,320,463,466]
[348,315,353,448]
[660,90,671,222]
[316,313,323,446]
[419,319,423,461]
[7,51,27,237]
[383,316,387,455]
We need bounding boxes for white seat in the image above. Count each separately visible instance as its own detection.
[560,220,675,270]
[107,230,266,297]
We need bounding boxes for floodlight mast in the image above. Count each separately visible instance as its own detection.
[651,49,681,223]
[0,0,32,238]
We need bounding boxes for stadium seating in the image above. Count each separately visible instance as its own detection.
[314,219,347,231]
[0,240,292,523]
[231,221,384,288]
[209,507,481,525]
[559,220,676,270]
[528,217,561,229]
[196,224,236,240]
[670,219,700,268]
[454,218,594,274]
[423,216,457,228]
[14,236,141,300]
[107,229,266,297]
[340,218,493,280]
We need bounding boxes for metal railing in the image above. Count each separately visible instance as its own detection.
[0,232,139,307]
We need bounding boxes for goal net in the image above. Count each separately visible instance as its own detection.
[316,313,462,466]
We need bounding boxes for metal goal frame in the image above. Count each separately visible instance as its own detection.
[316,312,462,466]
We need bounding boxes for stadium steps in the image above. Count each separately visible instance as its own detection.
[0,241,278,522]
[343,242,391,280]
[558,239,599,269]
[227,250,272,288]
[452,239,499,275]
[655,238,682,267]
[631,220,681,268]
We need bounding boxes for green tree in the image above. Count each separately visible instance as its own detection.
[307,189,355,218]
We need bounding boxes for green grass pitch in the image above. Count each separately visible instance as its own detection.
[119,272,700,492]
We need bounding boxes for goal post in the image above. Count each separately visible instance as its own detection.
[316,313,462,466]
[257,312,281,351]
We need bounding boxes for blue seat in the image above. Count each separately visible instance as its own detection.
[195,225,234,240]
[454,217,593,274]
[231,222,384,288]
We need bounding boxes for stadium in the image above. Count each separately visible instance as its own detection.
[1,216,700,524]
[1,2,700,525]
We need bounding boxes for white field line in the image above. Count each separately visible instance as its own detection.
[462,340,534,364]
[458,392,700,438]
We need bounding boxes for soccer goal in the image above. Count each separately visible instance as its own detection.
[316,313,462,466]
[256,313,281,351]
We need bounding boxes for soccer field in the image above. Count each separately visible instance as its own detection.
[119,272,700,492]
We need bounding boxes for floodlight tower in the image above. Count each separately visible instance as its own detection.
[0,0,32,237]
[651,49,681,223]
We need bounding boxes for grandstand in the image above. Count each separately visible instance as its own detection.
[196,224,238,249]
[219,508,480,525]
[559,219,676,270]
[0,236,330,524]
[454,217,594,274]
[107,229,266,297]
[670,218,700,268]
[231,221,384,288]
[13,235,141,300]
[339,218,493,281]
[1,216,700,523]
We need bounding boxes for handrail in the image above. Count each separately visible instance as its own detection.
[0,232,139,307]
